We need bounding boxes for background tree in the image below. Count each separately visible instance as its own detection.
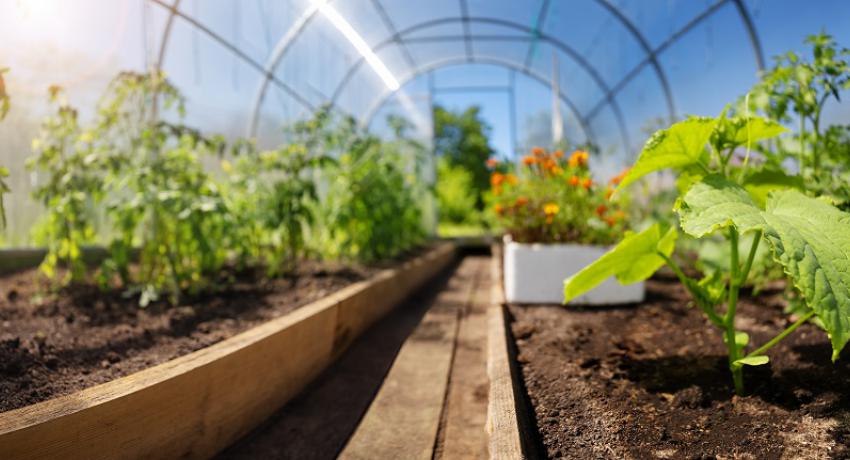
[432,105,495,209]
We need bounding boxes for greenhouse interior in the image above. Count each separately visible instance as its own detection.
[1,0,850,458]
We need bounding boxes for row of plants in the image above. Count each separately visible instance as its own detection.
[554,33,850,395]
[17,71,429,306]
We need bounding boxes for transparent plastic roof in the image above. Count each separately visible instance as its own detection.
[2,1,850,226]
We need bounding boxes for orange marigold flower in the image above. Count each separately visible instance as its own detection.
[614,210,626,220]
[595,204,608,217]
[494,203,505,214]
[568,150,589,168]
[581,177,593,190]
[544,159,557,171]
[550,166,564,176]
[522,155,537,166]
[532,147,546,156]
[568,175,580,186]
[543,203,559,216]
[486,158,499,168]
[515,196,529,207]
[609,167,630,185]
[553,150,564,158]
[605,216,617,227]
[505,173,518,185]
[490,172,505,187]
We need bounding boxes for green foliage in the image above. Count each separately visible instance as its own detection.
[28,87,102,283]
[743,32,850,209]
[312,118,427,263]
[433,105,495,208]
[0,67,9,228]
[436,157,479,225]
[564,108,850,395]
[563,224,677,302]
[225,141,333,276]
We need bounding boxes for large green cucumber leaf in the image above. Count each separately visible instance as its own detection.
[761,190,850,360]
[617,117,718,191]
[713,116,787,150]
[677,175,766,238]
[563,224,677,304]
[742,168,804,208]
[678,177,850,359]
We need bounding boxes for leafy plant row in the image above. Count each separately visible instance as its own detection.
[21,71,428,306]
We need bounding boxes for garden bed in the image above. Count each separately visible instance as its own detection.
[508,276,850,459]
[0,243,456,459]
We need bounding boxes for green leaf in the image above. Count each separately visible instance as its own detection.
[677,175,766,238]
[734,356,769,367]
[714,116,788,149]
[742,168,804,208]
[563,224,677,303]
[761,190,850,360]
[617,117,717,191]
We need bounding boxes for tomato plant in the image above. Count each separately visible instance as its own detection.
[564,110,850,395]
[28,86,103,284]
[0,67,10,228]
[489,148,630,245]
[224,140,333,276]
[313,116,427,263]
[744,32,850,209]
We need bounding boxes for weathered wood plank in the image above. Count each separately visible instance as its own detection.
[339,257,480,460]
[436,256,490,459]
[0,243,457,460]
[486,244,525,459]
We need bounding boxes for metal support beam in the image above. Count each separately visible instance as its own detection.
[508,69,518,157]
[371,0,417,70]
[458,0,473,61]
[584,0,730,121]
[361,56,601,151]
[523,0,551,70]
[149,0,314,115]
[731,0,766,72]
[593,0,676,120]
[327,17,631,151]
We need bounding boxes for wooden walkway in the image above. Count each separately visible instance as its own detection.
[340,256,491,459]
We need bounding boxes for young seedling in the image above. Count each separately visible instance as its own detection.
[563,111,850,395]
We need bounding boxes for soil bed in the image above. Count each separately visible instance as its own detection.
[509,276,850,459]
[0,258,399,413]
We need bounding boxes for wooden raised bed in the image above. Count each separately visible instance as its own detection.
[0,243,456,460]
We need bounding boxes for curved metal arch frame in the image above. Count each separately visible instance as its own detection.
[592,0,676,120]
[361,56,607,150]
[149,0,314,111]
[316,16,632,152]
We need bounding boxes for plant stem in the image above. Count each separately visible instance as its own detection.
[745,310,816,360]
[658,251,724,327]
[725,227,744,395]
[740,230,763,286]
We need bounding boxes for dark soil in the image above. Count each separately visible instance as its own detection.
[510,277,850,459]
[0,260,382,413]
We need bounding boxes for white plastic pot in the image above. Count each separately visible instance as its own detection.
[502,236,644,305]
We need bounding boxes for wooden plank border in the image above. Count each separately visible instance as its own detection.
[0,243,457,460]
[486,243,525,459]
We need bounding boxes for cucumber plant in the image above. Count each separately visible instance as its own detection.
[563,111,850,395]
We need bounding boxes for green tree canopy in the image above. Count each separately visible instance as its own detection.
[432,105,495,208]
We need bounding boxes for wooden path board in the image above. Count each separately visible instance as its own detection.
[339,257,487,460]
[435,255,490,459]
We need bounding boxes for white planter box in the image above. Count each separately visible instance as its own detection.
[503,237,644,305]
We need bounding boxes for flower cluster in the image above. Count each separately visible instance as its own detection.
[487,148,630,245]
